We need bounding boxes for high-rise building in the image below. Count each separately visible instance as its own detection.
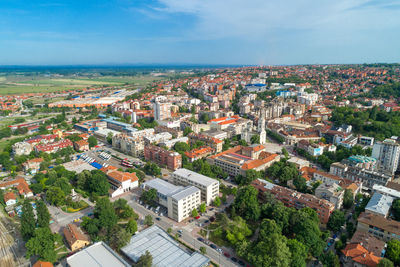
[153,101,171,121]
[258,108,266,145]
[372,138,400,174]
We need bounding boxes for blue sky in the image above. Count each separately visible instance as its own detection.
[1,0,400,65]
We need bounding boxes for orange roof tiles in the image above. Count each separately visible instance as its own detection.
[32,261,53,267]
[4,191,16,202]
[107,170,138,183]
[342,244,381,267]
[63,224,89,247]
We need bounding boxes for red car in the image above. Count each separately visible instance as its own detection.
[195,216,200,219]
[224,252,230,258]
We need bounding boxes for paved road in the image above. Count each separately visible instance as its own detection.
[120,193,238,267]
[48,203,94,233]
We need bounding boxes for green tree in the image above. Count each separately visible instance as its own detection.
[36,200,51,228]
[287,239,307,267]
[200,246,206,254]
[141,188,158,204]
[191,208,199,217]
[343,189,354,209]
[54,177,72,195]
[108,225,131,251]
[174,142,190,153]
[21,201,36,241]
[137,250,153,267]
[95,198,118,231]
[386,239,400,265]
[248,233,291,267]
[126,219,137,235]
[213,196,221,207]
[106,132,113,144]
[199,203,206,213]
[88,172,110,196]
[251,134,260,144]
[183,127,193,136]
[392,199,400,221]
[281,147,289,158]
[320,251,340,267]
[327,210,345,232]
[144,215,153,226]
[88,136,98,148]
[293,176,307,193]
[25,227,57,263]
[377,258,394,267]
[46,186,65,206]
[232,186,260,222]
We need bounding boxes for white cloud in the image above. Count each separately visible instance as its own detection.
[147,0,400,40]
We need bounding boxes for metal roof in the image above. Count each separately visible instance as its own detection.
[170,186,200,201]
[365,192,394,217]
[67,242,130,267]
[141,178,183,197]
[173,168,218,187]
[121,225,210,267]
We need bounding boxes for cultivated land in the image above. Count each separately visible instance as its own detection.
[0,75,163,95]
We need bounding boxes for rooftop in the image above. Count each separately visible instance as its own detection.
[66,242,130,267]
[141,178,183,197]
[173,168,218,187]
[365,193,393,216]
[170,186,200,201]
[358,212,400,235]
[121,225,209,267]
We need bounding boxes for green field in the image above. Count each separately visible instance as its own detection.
[0,75,163,95]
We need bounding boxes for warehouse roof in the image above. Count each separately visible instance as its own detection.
[121,225,209,267]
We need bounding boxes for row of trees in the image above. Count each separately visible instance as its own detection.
[21,200,60,263]
[228,186,329,266]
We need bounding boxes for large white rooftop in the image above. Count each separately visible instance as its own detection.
[121,225,210,267]
[141,178,183,197]
[173,168,218,187]
[67,242,130,267]
[170,186,200,201]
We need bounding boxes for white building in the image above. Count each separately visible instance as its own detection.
[372,138,400,175]
[167,186,201,222]
[141,178,201,222]
[154,101,171,121]
[144,132,172,145]
[171,168,219,205]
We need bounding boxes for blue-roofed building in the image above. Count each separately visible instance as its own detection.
[90,161,103,169]
[245,83,267,93]
[102,118,137,134]
[121,225,210,267]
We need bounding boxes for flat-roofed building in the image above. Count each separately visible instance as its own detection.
[168,186,201,222]
[373,184,400,199]
[66,241,130,267]
[141,178,183,207]
[121,225,209,267]
[171,168,219,205]
[144,145,182,170]
[252,178,334,224]
[365,193,394,218]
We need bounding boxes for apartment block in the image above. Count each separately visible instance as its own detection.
[167,186,201,222]
[141,178,201,222]
[357,212,400,242]
[171,168,219,205]
[144,145,182,170]
[112,133,145,157]
[252,178,334,224]
[372,138,400,174]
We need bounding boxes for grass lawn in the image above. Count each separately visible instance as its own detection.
[0,75,163,95]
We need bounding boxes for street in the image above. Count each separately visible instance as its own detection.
[119,191,239,267]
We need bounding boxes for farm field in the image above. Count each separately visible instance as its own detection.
[0,75,163,95]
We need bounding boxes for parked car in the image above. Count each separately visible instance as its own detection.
[197,237,204,242]
[224,252,230,258]
[156,217,161,221]
[210,244,217,249]
[231,257,238,263]
[178,230,183,234]
[238,260,245,266]
[216,248,223,254]
[195,216,200,219]
[204,220,209,224]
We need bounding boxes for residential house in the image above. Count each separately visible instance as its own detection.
[63,224,90,251]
